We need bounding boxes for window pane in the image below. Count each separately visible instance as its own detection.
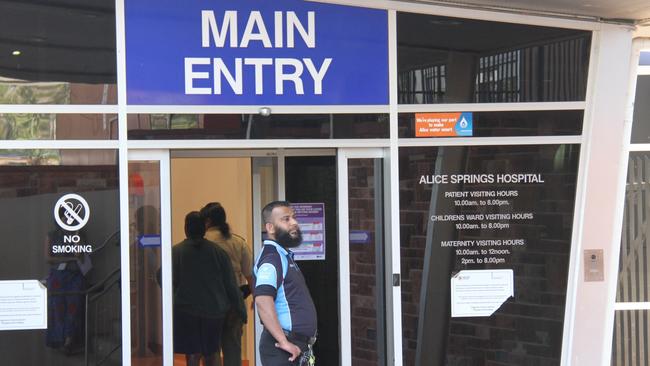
[399,145,579,366]
[631,76,650,143]
[0,2,116,104]
[0,114,118,140]
[617,153,650,302]
[348,158,386,366]
[127,114,389,140]
[612,310,650,366]
[399,110,583,138]
[285,156,340,366]
[641,51,650,66]
[397,13,591,104]
[129,161,163,365]
[0,150,121,366]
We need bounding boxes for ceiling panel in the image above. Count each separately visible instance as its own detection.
[415,0,650,23]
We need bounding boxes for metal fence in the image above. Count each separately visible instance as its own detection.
[612,153,650,366]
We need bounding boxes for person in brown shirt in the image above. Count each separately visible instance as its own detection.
[201,202,253,366]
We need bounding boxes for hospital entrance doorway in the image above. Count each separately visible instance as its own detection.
[128,148,388,366]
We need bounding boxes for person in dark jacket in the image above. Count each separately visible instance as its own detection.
[172,211,247,366]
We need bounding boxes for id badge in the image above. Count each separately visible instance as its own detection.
[307,344,315,366]
[299,345,316,366]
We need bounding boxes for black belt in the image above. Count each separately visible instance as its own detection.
[283,329,317,346]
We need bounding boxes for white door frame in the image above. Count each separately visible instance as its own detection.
[126,147,397,366]
[127,150,173,366]
[136,148,362,366]
[337,147,391,366]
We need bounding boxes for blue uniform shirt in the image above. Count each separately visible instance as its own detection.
[254,240,317,337]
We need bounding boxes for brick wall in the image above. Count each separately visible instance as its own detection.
[348,159,383,366]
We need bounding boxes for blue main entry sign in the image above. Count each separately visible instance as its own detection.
[125,0,388,105]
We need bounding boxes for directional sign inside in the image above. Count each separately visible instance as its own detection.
[138,235,162,248]
[350,230,372,244]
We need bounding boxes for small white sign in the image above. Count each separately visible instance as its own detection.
[0,280,48,331]
[451,269,514,318]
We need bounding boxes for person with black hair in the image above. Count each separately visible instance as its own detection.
[172,211,247,366]
[200,202,253,366]
[254,201,317,366]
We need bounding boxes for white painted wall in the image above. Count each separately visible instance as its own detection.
[567,24,634,366]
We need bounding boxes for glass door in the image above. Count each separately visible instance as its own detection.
[169,150,272,366]
[250,149,339,366]
[127,150,172,366]
[337,148,389,366]
[130,148,390,366]
[252,155,279,366]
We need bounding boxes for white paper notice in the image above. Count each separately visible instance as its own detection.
[451,269,514,317]
[0,280,48,331]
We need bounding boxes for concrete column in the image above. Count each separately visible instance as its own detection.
[567,24,634,366]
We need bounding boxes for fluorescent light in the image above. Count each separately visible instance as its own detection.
[12,50,21,56]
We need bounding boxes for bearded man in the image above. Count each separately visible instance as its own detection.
[253,201,318,366]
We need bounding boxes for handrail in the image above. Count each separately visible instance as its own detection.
[49,268,120,296]
[47,230,120,296]
[46,233,122,366]
[95,344,121,366]
[85,269,121,366]
[92,230,120,255]
[86,268,120,295]
[88,272,120,303]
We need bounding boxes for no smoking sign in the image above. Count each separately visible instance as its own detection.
[54,193,90,232]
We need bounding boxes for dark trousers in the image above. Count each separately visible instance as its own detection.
[218,310,243,366]
[173,310,224,357]
[259,329,308,366]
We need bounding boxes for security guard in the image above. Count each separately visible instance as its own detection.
[254,201,317,366]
